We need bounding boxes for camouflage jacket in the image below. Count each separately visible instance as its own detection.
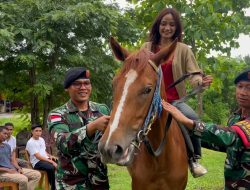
[227,109,243,127]
[47,100,110,190]
[198,115,250,189]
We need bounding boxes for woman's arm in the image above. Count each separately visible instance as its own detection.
[162,100,237,148]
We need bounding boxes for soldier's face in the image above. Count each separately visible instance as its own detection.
[236,81,250,109]
[67,79,92,103]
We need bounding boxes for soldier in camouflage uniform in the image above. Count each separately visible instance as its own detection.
[47,67,110,190]
[162,68,250,189]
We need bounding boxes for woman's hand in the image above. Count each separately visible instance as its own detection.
[161,100,194,130]
[202,75,213,87]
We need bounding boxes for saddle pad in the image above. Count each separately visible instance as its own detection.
[231,119,250,148]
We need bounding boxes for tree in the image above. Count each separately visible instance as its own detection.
[127,0,250,117]
[0,0,139,127]
[244,55,250,66]
[129,0,250,55]
[196,56,247,124]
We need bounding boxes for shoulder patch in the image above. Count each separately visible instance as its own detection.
[231,119,250,148]
[48,113,62,123]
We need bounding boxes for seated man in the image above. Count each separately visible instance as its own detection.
[3,123,16,153]
[0,126,41,190]
[4,122,28,168]
[26,124,57,190]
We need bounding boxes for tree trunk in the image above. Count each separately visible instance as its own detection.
[42,94,52,129]
[42,45,58,128]
[30,63,40,125]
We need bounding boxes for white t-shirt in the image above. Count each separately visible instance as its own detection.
[26,137,48,167]
[4,136,16,153]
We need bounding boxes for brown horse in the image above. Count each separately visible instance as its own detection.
[98,37,188,190]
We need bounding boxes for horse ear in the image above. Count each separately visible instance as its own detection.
[151,38,178,67]
[110,36,130,61]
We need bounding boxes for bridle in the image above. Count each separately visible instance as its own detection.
[131,59,204,157]
[131,59,172,156]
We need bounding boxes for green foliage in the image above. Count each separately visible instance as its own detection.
[0,0,139,125]
[244,55,250,66]
[188,56,247,124]
[204,56,247,110]
[0,114,30,135]
[129,0,250,56]
[202,101,230,125]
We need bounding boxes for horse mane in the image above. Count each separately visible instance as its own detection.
[114,48,153,83]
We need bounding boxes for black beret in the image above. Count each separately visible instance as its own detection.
[64,67,90,89]
[234,68,250,84]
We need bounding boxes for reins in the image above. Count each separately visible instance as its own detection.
[168,71,205,104]
[167,71,203,89]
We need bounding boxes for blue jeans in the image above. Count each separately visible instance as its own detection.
[172,101,201,158]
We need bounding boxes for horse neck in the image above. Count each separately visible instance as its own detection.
[147,109,169,144]
[147,80,170,146]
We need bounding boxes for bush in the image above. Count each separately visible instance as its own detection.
[0,113,30,136]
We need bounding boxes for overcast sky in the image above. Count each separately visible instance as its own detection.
[231,34,249,58]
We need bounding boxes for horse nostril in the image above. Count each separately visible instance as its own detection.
[115,145,123,156]
[108,144,123,160]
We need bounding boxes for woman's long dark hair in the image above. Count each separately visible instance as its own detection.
[149,8,183,52]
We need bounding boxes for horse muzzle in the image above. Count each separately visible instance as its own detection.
[98,141,137,166]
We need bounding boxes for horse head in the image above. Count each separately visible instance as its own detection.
[98,37,177,166]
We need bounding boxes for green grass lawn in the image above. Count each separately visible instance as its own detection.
[108,148,226,190]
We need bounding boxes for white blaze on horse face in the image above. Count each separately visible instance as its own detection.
[105,69,138,146]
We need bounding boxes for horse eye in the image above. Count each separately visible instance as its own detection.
[143,87,152,94]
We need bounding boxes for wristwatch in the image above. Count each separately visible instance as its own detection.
[193,120,205,137]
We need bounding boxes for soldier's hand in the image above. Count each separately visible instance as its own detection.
[52,161,58,169]
[87,115,110,137]
[94,115,110,131]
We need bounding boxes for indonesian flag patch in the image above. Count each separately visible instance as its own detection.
[49,113,62,123]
